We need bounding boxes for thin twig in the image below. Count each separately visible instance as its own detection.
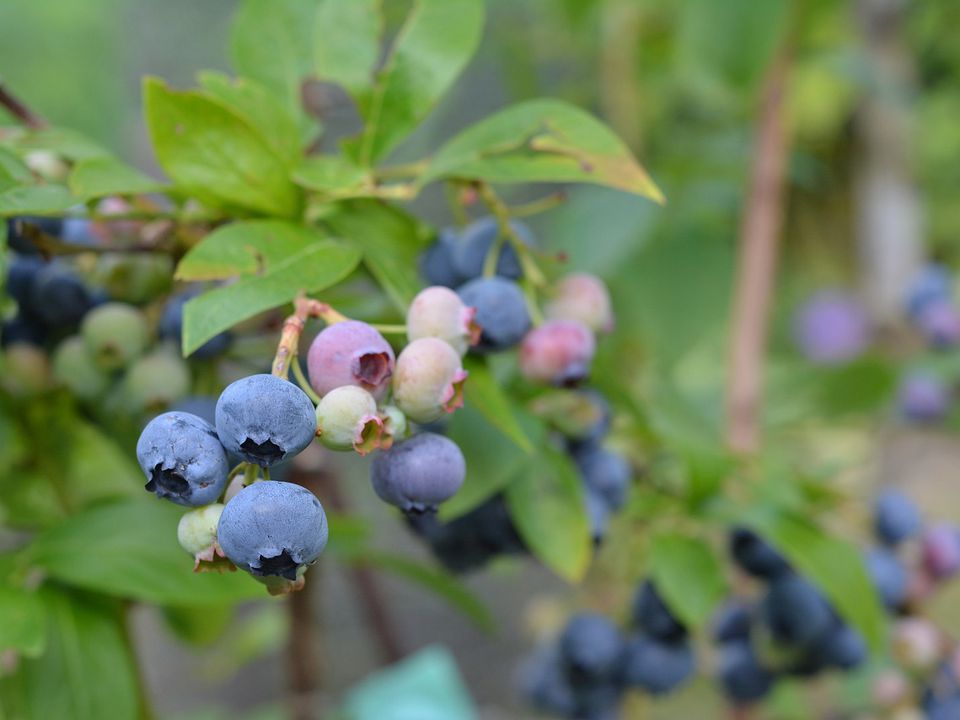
[272,296,347,380]
[507,191,568,218]
[724,47,793,455]
[0,83,46,129]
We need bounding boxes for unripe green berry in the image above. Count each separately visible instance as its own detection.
[315,385,383,455]
[2,343,52,396]
[177,503,227,570]
[82,302,149,371]
[379,405,407,449]
[52,336,110,400]
[393,338,468,424]
[122,349,190,413]
[406,286,479,356]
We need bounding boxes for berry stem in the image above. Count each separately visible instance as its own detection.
[368,323,407,335]
[226,462,249,483]
[0,82,46,129]
[291,357,322,405]
[272,296,348,380]
[507,191,568,218]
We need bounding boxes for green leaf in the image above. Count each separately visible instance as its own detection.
[143,77,301,217]
[68,156,164,199]
[161,603,234,647]
[349,551,493,631]
[198,72,302,166]
[462,357,533,454]
[181,241,361,355]
[29,498,264,605]
[746,509,887,652]
[506,446,591,582]
[0,147,33,188]
[176,220,328,280]
[0,185,78,217]
[0,586,46,657]
[12,127,110,161]
[441,405,529,520]
[314,0,383,101]
[293,155,373,197]
[65,421,141,507]
[424,99,664,201]
[648,532,727,629]
[0,588,139,720]
[230,0,317,120]
[325,200,427,312]
[352,0,485,163]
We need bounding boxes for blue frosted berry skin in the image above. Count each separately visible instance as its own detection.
[457,276,531,352]
[897,371,950,422]
[585,489,610,546]
[573,444,630,510]
[792,290,869,364]
[136,411,230,506]
[760,574,832,649]
[717,641,776,702]
[873,488,922,546]
[370,432,465,512]
[712,601,753,644]
[866,547,909,611]
[420,228,463,288]
[217,480,328,580]
[215,374,317,467]
[29,262,92,328]
[632,580,688,642]
[6,255,45,306]
[452,216,533,282]
[729,527,791,579]
[559,613,625,681]
[906,263,953,319]
[520,643,578,717]
[618,635,695,695]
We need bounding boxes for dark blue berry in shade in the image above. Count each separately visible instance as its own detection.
[215,374,317,467]
[457,276,531,352]
[866,546,909,612]
[28,262,93,327]
[906,263,952,319]
[370,432,465,513]
[61,218,98,246]
[632,580,688,642]
[559,613,625,682]
[760,574,832,649]
[792,290,869,365]
[420,228,463,288]
[816,621,867,670]
[1,312,46,348]
[927,693,960,720]
[585,488,610,546]
[136,411,230,507]
[729,527,791,579]
[451,215,533,282]
[217,480,328,580]
[619,635,695,695]
[712,601,753,643]
[7,216,64,254]
[160,290,232,359]
[717,641,777,703]
[573,443,630,510]
[873,488,922,546]
[897,371,950,422]
[6,255,45,306]
[519,643,577,717]
[572,681,622,720]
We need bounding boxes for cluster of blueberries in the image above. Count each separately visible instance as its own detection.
[521,580,693,719]
[405,217,632,571]
[2,216,225,411]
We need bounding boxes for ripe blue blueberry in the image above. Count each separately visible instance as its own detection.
[216,374,317,467]
[1,312,46,348]
[584,488,610,546]
[457,276,531,352]
[717,641,776,703]
[873,488,921,546]
[160,290,232,359]
[29,262,92,327]
[916,300,960,348]
[729,527,791,579]
[632,580,687,642]
[866,547,909,611]
[217,480,328,580]
[370,432,465,512]
[760,574,832,649]
[136,411,230,506]
[573,443,630,510]
[897,371,950,422]
[451,216,533,282]
[816,621,866,670]
[906,263,952,319]
[558,613,625,681]
[7,216,63,255]
[712,601,753,644]
[619,635,695,695]
[519,643,577,717]
[61,218,98,246]
[419,228,463,288]
[5,255,45,306]
[792,290,869,364]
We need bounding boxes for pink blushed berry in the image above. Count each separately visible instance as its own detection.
[393,337,468,424]
[406,286,480,356]
[520,320,596,385]
[306,320,395,399]
[545,273,614,333]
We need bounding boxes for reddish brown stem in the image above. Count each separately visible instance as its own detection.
[272,296,348,380]
[724,49,793,455]
[0,83,46,129]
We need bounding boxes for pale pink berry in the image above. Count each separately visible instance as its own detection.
[406,286,480,356]
[315,385,384,455]
[392,338,468,424]
[519,320,596,385]
[892,618,941,671]
[545,273,614,333]
[306,320,395,399]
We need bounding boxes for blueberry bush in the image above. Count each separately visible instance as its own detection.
[2,0,960,718]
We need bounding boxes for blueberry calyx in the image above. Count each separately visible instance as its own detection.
[147,464,191,500]
[239,437,285,465]
[254,550,300,581]
[354,352,392,387]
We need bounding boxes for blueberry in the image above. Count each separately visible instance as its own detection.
[519,643,577,716]
[371,432,465,512]
[315,385,383,454]
[306,320,395,400]
[122,350,191,413]
[96,253,174,305]
[406,286,479,356]
[815,621,866,670]
[545,272,614,334]
[456,277,531,352]
[573,443,630,510]
[712,601,753,644]
[215,374,317,467]
[159,291,232,359]
[559,613,625,682]
[451,216,533,282]
[2,343,52,396]
[1,311,46,348]
[873,488,922,546]
[29,262,93,327]
[217,480,328,580]
[519,319,596,385]
[52,335,109,400]
[866,546,909,612]
[61,218,98,246]
[906,263,952,319]
[572,681,622,719]
[419,228,462,288]
[792,290,869,364]
[897,371,950,422]
[81,302,149,371]
[584,488,610,546]
[632,580,687,642]
[5,254,45,306]
[921,524,960,580]
[759,574,832,649]
[554,389,611,444]
[729,527,791,579]
[619,635,695,695]
[177,503,226,568]
[917,300,960,349]
[392,338,467,424]
[928,695,960,720]
[717,641,777,703]
[136,411,230,506]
